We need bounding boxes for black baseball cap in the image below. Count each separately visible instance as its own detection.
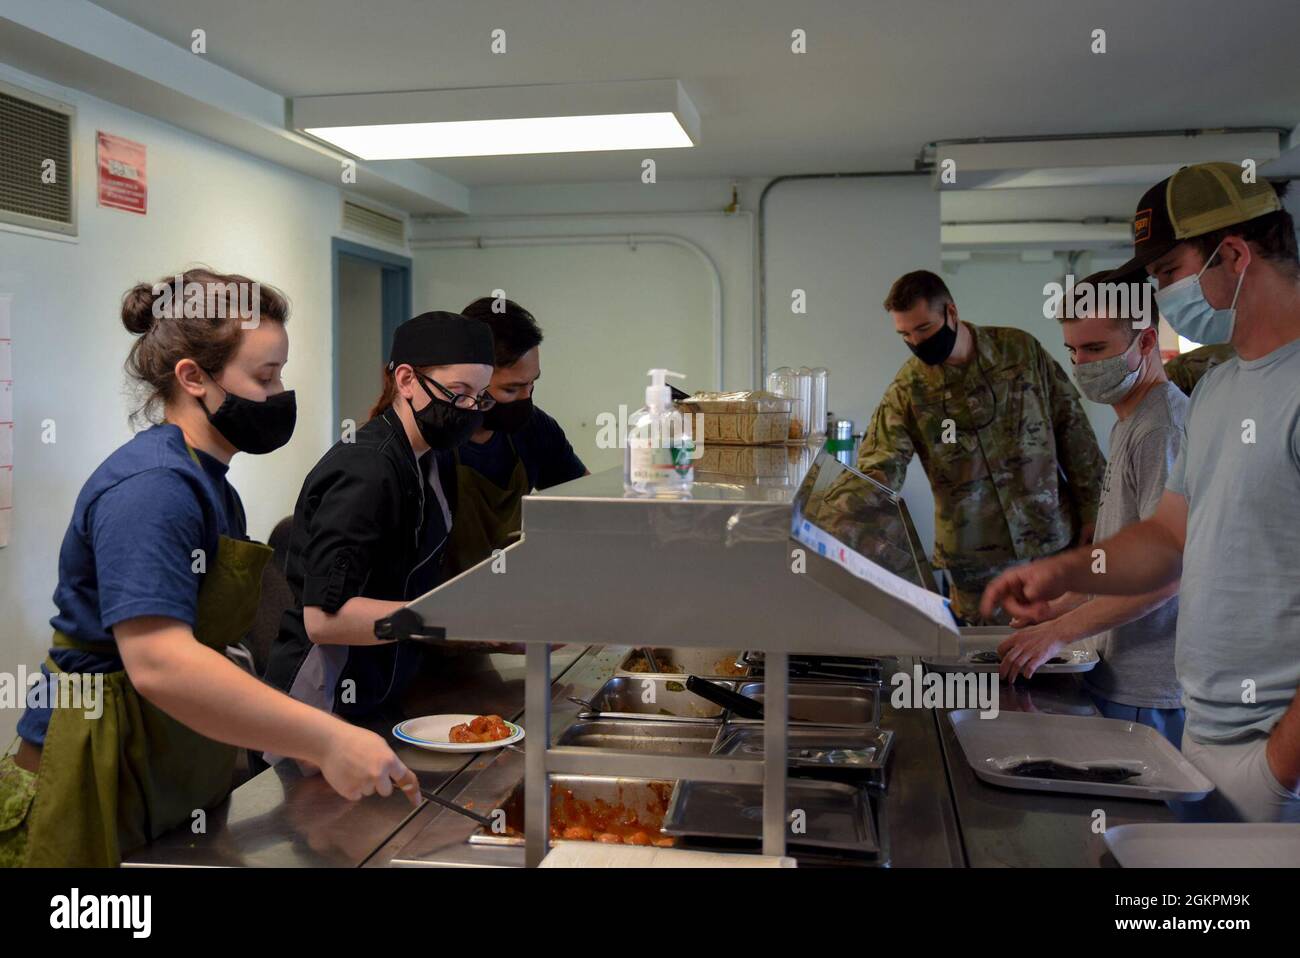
[1107,162,1282,283]
[388,311,495,369]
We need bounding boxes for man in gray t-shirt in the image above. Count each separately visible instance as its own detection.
[983,164,1300,823]
[997,272,1185,746]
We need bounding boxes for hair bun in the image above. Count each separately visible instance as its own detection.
[121,283,160,335]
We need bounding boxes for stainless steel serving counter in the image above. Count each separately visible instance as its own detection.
[378,651,965,868]
[122,643,588,868]
[124,646,1183,868]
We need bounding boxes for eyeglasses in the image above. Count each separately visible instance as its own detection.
[416,373,497,411]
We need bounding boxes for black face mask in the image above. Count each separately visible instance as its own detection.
[481,396,534,434]
[201,382,297,454]
[409,387,483,450]
[907,310,958,366]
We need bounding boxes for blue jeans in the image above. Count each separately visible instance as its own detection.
[1088,692,1185,749]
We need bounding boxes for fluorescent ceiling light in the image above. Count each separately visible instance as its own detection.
[306,112,691,160]
[294,80,699,160]
[935,131,1281,190]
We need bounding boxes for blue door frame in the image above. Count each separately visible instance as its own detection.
[331,237,412,429]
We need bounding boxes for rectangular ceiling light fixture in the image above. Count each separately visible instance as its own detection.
[294,79,699,160]
[933,131,1281,190]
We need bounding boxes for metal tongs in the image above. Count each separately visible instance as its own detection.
[685,676,766,720]
[415,786,496,828]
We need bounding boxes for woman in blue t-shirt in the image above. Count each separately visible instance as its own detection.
[0,270,417,867]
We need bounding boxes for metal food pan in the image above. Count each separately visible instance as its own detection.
[711,725,895,788]
[467,774,676,848]
[662,778,878,856]
[728,680,882,728]
[615,647,750,680]
[577,675,733,722]
[741,651,884,684]
[555,720,722,756]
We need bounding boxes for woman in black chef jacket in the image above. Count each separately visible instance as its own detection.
[263,312,495,725]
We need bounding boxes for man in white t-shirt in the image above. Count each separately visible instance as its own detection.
[997,273,1186,747]
[983,163,1300,823]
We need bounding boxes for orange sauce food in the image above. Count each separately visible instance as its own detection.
[548,782,676,847]
[449,714,513,744]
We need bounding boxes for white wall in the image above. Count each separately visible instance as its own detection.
[337,257,384,427]
[942,251,1119,459]
[413,242,716,473]
[0,64,346,743]
[763,176,944,552]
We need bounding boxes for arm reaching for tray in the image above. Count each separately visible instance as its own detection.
[997,581,1179,683]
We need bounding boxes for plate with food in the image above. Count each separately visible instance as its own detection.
[393,713,524,752]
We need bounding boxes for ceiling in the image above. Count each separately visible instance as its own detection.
[89,0,1300,187]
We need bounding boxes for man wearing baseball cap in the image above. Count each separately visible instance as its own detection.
[982,162,1300,823]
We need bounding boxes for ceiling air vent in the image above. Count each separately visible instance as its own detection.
[342,199,406,247]
[0,80,76,236]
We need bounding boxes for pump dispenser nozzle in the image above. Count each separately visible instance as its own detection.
[645,369,685,408]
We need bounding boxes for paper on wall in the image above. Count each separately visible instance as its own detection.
[793,516,959,634]
[0,422,11,468]
[0,381,11,423]
[0,341,10,382]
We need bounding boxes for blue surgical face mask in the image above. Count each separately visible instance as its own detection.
[1153,240,1247,345]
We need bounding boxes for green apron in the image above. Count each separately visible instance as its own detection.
[444,436,530,578]
[0,531,270,868]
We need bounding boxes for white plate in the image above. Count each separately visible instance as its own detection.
[1106,823,1300,868]
[393,714,524,753]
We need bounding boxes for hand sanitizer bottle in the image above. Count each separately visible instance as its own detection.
[624,368,695,497]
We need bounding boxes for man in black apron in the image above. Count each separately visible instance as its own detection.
[444,297,588,577]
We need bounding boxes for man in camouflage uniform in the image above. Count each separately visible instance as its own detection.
[857,270,1106,624]
[1163,343,1237,396]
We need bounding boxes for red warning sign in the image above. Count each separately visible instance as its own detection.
[96,132,147,215]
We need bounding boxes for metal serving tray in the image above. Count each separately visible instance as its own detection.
[614,647,750,680]
[711,725,895,788]
[923,648,1098,675]
[728,680,882,727]
[555,720,722,756]
[1104,823,1300,868]
[922,627,1097,675]
[662,778,878,856]
[577,675,734,722]
[948,709,1215,802]
[467,774,675,848]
